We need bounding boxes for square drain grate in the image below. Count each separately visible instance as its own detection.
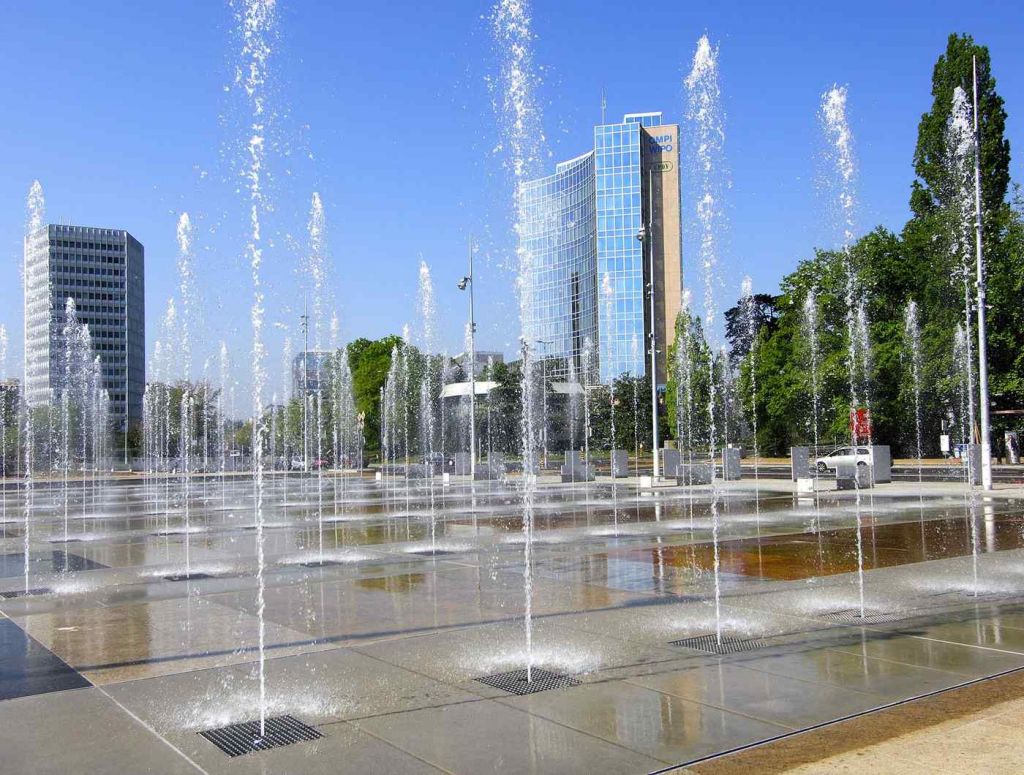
[819,609,905,625]
[199,715,322,757]
[669,634,769,654]
[475,667,580,695]
[163,573,213,582]
[0,587,51,599]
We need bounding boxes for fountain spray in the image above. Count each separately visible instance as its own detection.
[491,0,546,681]
[821,84,868,618]
[686,33,726,642]
[235,0,277,737]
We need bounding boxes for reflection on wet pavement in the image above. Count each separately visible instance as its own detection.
[1,474,1023,772]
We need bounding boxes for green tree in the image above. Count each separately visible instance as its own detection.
[347,335,403,456]
[906,32,1022,422]
[910,34,1010,218]
[665,312,713,453]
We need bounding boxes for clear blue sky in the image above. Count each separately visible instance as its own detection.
[1,1,1021,393]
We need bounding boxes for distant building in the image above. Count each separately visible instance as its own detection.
[455,350,504,378]
[521,111,681,386]
[23,224,145,430]
[291,351,331,397]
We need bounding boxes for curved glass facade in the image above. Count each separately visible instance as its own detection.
[520,151,598,382]
[520,112,680,387]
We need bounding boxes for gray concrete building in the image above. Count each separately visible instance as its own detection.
[23,224,145,432]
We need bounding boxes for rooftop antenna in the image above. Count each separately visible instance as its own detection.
[600,89,607,125]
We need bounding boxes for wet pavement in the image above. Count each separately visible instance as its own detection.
[1,473,1024,773]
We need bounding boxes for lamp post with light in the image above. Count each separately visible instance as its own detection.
[637,171,660,479]
[457,238,476,477]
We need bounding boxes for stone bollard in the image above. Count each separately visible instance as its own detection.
[791,447,809,481]
[723,447,742,481]
[661,448,680,478]
[869,446,892,484]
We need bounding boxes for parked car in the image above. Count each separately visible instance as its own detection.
[815,446,871,472]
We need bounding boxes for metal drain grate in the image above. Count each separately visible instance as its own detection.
[0,587,51,599]
[669,634,769,654]
[300,560,343,568]
[409,549,453,557]
[819,609,905,625]
[199,715,322,757]
[475,667,581,695]
[163,573,213,582]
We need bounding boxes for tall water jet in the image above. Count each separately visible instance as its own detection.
[177,214,196,574]
[904,301,924,494]
[416,261,438,549]
[306,195,329,559]
[741,277,761,523]
[675,289,696,525]
[602,273,618,531]
[235,0,277,736]
[60,299,78,546]
[491,0,546,680]
[22,180,45,592]
[947,86,978,486]
[219,342,230,500]
[821,84,867,618]
[631,333,641,518]
[280,335,292,508]
[0,325,7,520]
[953,325,980,591]
[685,33,726,642]
[803,289,822,518]
[307,192,328,350]
[581,337,595,520]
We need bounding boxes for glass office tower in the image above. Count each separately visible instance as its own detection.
[521,112,681,386]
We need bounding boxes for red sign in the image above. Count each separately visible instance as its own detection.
[849,408,872,439]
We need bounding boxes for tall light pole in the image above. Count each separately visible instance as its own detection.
[458,237,476,476]
[535,338,553,469]
[639,169,660,479]
[972,55,993,491]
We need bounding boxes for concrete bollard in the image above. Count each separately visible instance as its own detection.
[791,447,809,481]
[723,447,742,480]
[869,445,892,483]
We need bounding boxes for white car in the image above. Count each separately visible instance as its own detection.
[816,446,871,473]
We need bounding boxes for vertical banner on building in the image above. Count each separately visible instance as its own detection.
[640,124,681,386]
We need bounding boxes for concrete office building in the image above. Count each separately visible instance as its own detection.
[521,111,681,386]
[23,224,145,431]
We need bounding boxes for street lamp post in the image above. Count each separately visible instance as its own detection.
[638,170,660,480]
[535,339,553,469]
[458,237,476,477]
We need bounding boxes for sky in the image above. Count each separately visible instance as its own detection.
[1,0,1022,395]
